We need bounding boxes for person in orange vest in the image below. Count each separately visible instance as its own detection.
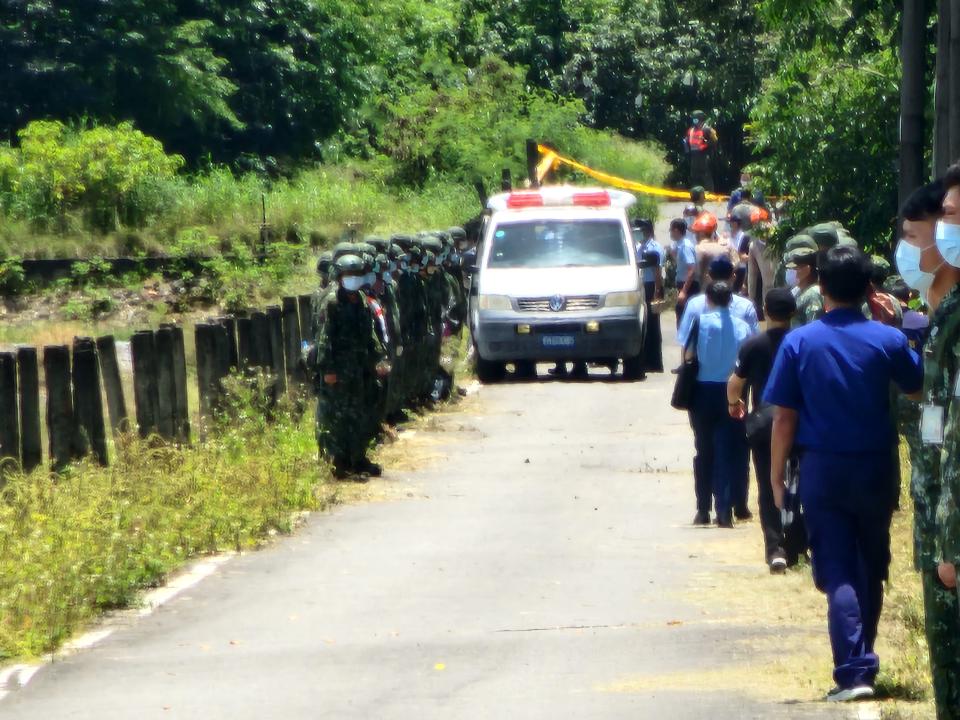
[683,110,718,192]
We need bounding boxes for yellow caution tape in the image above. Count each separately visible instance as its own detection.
[537,143,729,202]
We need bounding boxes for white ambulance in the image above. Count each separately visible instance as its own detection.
[468,186,646,382]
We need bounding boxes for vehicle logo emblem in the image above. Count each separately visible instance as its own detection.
[549,295,566,312]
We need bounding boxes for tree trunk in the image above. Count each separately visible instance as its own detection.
[950,0,960,165]
[934,0,952,175]
[900,0,927,215]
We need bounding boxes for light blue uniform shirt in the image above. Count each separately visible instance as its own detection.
[635,238,664,284]
[675,236,697,287]
[695,308,752,382]
[677,293,759,346]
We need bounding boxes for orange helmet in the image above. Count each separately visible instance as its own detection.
[691,212,718,235]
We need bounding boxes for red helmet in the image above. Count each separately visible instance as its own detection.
[691,212,718,235]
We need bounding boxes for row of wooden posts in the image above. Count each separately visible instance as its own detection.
[0,294,315,473]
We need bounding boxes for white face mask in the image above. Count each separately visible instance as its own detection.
[341,275,365,292]
[410,263,420,273]
[895,239,942,301]
[935,220,960,268]
[383,272,395,285]
[364,272,376,287]
[785,269,798,288]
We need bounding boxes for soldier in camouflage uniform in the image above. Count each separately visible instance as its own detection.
[782,235,824,328]
[311,254,388,479]
[896,176,960,719]
[395,238,429,405]
[421,240,447,400]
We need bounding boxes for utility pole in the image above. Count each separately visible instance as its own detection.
[899,0,927,211]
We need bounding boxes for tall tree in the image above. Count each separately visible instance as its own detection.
[899,0,928,212]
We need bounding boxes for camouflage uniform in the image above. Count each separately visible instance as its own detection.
[396,244,429,404]
[792,284,825,328]
[312,261,386,473]
[908,284,960,719]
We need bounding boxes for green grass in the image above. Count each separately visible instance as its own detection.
[0,387,334,661]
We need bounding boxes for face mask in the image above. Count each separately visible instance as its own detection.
[895,239,942,300]
[449,253,461,265]
[389,261,398,273]
[785,269,798,288]
[410,263,420,273]
[364,272,376,287]
[935,220,960,268]
[341,275,365,292]
[740,177,750,188]
[383,272,395,285]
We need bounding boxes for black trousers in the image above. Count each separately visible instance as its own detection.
[750,428,808,564]
[643,281,663,373]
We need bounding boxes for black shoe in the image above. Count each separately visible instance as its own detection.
[357,459,382,477]
[548,363,568,377]
[734,506,753,521]
[332,461,352,480]
[670,366,681,375]
[769,551,788,574]
[715,513,734,529]
[693,511,711,526]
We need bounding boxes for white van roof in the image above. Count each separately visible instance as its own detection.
[486,186,637,213]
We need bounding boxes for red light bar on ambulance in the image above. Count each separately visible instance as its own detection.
[489,186,636,212]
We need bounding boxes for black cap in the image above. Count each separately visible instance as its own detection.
[764,287,797,319]
[708,255,734,278]
[632,217,654,231]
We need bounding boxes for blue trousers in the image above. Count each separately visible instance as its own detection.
[689,382,749,518]
[799,450,894,689]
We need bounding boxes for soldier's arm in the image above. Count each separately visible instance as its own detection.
[936,351,960,581]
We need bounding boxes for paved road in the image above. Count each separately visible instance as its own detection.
[3,322,845,719]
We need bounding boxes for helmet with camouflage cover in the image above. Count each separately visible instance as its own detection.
[316,250,334,276]
[448,227,466,243]
[391,233,414,250]
[365,236,391,254]
[374,253,390,273]
[335,254,365,276]
[783,234,818,268]
[333,241,357,260]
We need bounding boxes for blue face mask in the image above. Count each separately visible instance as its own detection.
[935,221,960,268]
[341,275,365,292]
[895,239,942,301]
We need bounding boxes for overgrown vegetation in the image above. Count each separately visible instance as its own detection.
[0,383,332,660]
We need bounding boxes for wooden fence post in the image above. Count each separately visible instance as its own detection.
[131,330,160,438]
[297,295,312,344]
[195,323,217,423]
[96,335,129,435]
[236,316,253,371]
[169,325,190,443]
[72,337,108,465]
[154,327,177,441]
[282,296,302,383]
[266,306,287,396]
[250,311,271,370]
[44,345,76,471]
[0,352,19,470]
[17,347,42,473]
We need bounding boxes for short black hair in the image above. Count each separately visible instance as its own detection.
[706,280,733,308]
[888,278,911,303]
[670,218,687,233]
[764,288,797,321]
[901,179,946,221]
[820,246,871,304]
[946,162,960,191]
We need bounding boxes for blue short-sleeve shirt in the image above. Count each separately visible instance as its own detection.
[636,238,664,284]
[695,308,752,382]
[678,293,759,346]
[763,308,923,453]
[675,237,698,286]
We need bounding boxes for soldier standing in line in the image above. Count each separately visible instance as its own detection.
[311,254,389,479]
[372,249,404,422]
[781,235,824,328]
[396,238,429,406]
[421,239,448,401]
[896,173,960,720]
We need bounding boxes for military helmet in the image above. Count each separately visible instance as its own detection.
[420,236,443,254]
[388,244,405,261]
[391,234,414,250]
[448,227,466,242]
[783,234,818,268]
[870,255,891,283]
[335,254,365,275]
[422,250,437,266]
[366,236,391,253]
[692,110,706,120]
[355,241,376,257]
[333,241,357,260]
[316,250,334,275]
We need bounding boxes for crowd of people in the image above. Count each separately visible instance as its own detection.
[639,167,960,711]
[303,230,468,480]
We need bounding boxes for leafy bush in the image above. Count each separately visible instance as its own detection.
[0,121,184,234]
[0,395,331,660]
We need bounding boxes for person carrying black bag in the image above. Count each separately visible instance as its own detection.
[727,288,807,572]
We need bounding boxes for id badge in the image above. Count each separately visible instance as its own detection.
[953,372,960,398]
[921,404,945,445]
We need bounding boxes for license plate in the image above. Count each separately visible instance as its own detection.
[542,335,575,348]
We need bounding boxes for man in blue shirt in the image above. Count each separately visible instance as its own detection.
[678,256,759,346]
[672,218,699,329]
[764,246,923,703]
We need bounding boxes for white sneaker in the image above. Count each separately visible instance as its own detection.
[826,685,875,702]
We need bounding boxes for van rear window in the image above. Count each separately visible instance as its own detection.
[487,220,629,269]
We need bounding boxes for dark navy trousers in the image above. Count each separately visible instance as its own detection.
[799,450,894,689]
[689,382,749,519]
